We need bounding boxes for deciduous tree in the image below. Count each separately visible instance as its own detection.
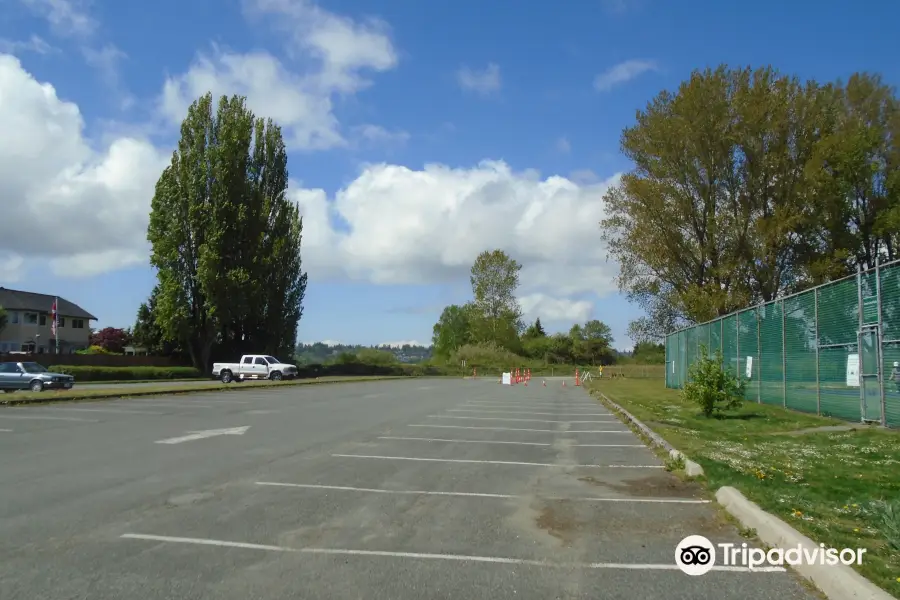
[147,92,306,370]
[89,327,131,354]
[432,304,473,358]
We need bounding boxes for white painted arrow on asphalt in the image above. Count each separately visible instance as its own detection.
[155,426,250,445]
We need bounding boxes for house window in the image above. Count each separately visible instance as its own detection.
[58,317,66,327]
[10,312,19,324]
[24,312,38,325]
[40,314,47,326]
[72,319,84,329]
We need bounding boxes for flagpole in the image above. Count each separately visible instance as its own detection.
[54,297,59,355]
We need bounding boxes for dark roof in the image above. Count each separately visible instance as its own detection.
[0,288,97,320]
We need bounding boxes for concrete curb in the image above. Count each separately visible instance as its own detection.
[591,390,704,477]
[716,487,895,600]
[0,376,410,407]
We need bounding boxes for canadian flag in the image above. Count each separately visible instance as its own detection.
[50,299,58,337]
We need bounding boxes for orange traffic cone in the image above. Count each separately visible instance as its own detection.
[542,380,546,387]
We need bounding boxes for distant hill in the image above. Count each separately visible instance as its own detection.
[295,342,433,364]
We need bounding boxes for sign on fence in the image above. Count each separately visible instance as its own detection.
[846,354,860,387]
[745,356,753,379]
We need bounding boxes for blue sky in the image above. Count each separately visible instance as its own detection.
[0,0,897,350]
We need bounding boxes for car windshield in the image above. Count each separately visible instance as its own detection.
[20,362,49,373]
[264,356,280,364]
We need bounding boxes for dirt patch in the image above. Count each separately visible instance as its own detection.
[535,501,578,546]
[580,473,705,498]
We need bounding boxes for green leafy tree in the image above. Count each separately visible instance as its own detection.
[432,304,473,359]
[468,250,523,350]
[600,65,833,338]
[523,317,546,339]
[147,93,306,369]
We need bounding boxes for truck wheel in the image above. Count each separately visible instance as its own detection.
[220,370,233,384]
[30,380,44,392]
[269,371,283,381]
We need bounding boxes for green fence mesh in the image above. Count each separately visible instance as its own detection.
[666,261,900,428]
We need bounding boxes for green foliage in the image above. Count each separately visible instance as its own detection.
[75,345,114,355]
[295,342,432,365]
[351,348,398,366]
[467,250,523,350]
[48,365,203,381]
[432,304,472,358]
[682,345,745,417]
[871,499,900,551]
[449,342,523,371]
[601,65,900,340]
[632,341,666,364]
[147,92,306,370]
[523,317,546,339]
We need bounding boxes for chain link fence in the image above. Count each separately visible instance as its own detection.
[665,259,900,428]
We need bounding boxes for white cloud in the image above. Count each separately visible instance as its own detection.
[457,63,501,95]
[19,0,97,39]
[593,59,657,91]
[291,161,623,298]
[0,34,57,55]
[0,54,168,277]
[353,124,410,146]
[555,136,571,154]
[161,0,398,150]
[519,293,594,323]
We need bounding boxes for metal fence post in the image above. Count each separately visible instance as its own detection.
[756,307,761,404]
[736,310,741,378]
[781,299,787,407]
[876,256,886,426]
[814,288,821,415]
[857,263,865,421]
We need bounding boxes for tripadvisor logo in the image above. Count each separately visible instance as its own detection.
[675,535,867,576]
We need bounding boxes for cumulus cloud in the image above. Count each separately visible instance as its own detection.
[161,0,399,150]
[593,59,657,91]
[291,161,622,298]
[0,54,168,278]
[519,293,594,323]
[457,63,501,95]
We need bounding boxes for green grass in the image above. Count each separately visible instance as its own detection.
[0,375,408,405]
[588,378,900,597]
[80,377,209,385]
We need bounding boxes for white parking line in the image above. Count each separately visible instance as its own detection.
[43,407,162,415]
[0,414,98,422]
[378,436,552,446]
[331,454,664,468]
[253,482,712,503]
[449,409,610,416]
[0,428,12,432]
[428,416,621,424]
[121,534,776,571]
[409,425,632,433]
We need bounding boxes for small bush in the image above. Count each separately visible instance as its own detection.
[75,345,114,355]
[48,365,203,381]
[871,499,900,551]
[682,344,745,418]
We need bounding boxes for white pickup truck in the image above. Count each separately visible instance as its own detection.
[212,355,299,383]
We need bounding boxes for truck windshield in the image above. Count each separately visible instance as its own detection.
[264,356,279,364]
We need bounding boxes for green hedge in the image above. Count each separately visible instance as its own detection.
[49,366,203,381]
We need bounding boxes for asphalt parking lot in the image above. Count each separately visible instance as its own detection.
[0,378,817,599]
